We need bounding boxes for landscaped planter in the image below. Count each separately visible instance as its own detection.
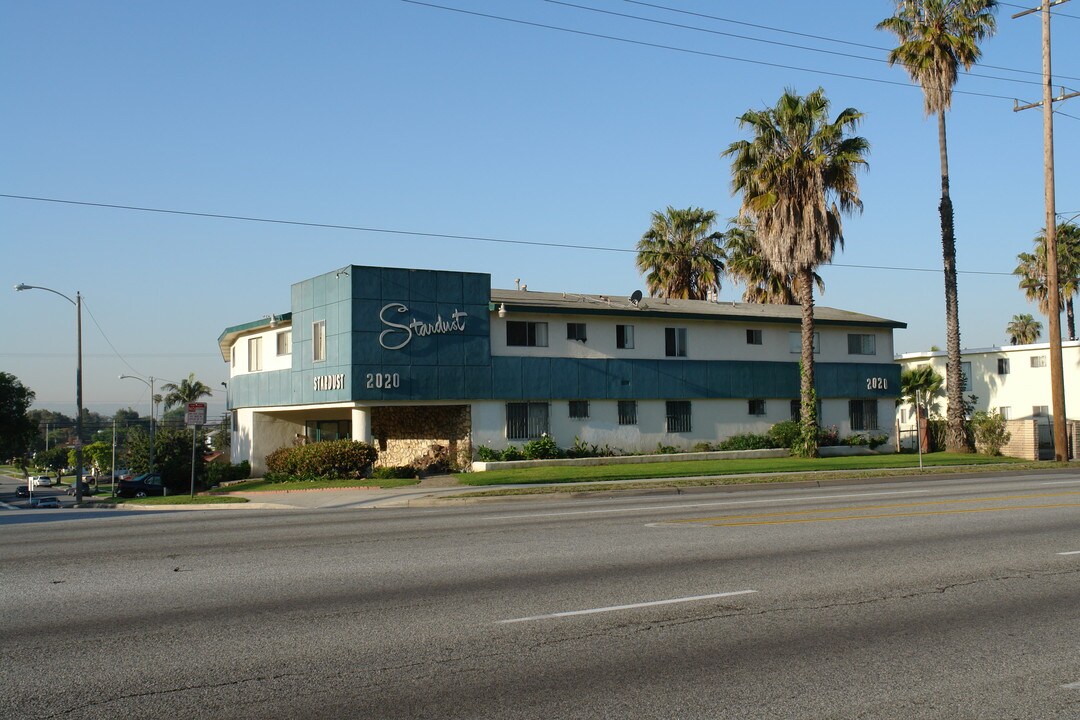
[470,444,893,472]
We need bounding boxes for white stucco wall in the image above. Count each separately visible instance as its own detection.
[489,313,894,366]
[897,340,1079,424]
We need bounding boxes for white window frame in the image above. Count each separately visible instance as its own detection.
[313,320,326,363]
[247,337,263,372]
[276,330,292,356]
[788,331,820,354]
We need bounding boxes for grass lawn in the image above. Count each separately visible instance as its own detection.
[97,495,249,505]
[454,452,1029,487]
[212,477,421,493]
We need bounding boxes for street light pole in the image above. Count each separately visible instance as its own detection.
[119,374,156,472]
[14,283,85,502]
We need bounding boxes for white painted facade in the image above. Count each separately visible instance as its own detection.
[895,340,1080,424]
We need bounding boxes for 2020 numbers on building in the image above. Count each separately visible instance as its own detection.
[866,377,889,390]
[366,372,401,390]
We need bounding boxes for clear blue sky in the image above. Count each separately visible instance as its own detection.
[2,0,1077,418]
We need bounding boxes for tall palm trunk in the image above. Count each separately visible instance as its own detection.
[937,112,972,452]
[1067,298,1076,340]
[798,266,819,458]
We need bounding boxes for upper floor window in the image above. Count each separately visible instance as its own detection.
[997,358,1009,375]
[566,323,587,342]
[313,320,326,362]
[507,320,548,347]
[665,328,688,357]
[1033,405,1048,417]
[248,337,263,372]
[1030,355,1047,368]
[746,329,763,345]
[999,406,1011,420]
[616,324,635,349]
[230,347,235,368]
[276,330,292,356]
[788,331,820,354]
[847,333,876,355]
[960,361,972,391]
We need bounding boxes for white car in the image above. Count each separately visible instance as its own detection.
[31,475,54,487]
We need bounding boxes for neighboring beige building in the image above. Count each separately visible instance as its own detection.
[896,340,1080,459]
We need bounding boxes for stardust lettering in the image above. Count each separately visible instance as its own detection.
[379,303,468,350]
[313,374,345,391]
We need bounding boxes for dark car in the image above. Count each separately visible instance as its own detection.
[65,482,97,496]
[29,496,61,509]
[15,486,31,498]
[115,473,170,498]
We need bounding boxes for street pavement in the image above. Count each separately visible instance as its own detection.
[2,469,1079,719]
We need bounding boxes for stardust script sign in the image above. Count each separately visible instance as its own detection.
[378,303,468,350]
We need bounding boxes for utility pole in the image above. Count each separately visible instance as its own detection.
[1013,0,1077,461]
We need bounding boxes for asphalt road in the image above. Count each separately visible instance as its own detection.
[2,470,1078,719]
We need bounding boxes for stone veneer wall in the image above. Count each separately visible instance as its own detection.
[370,405,472,470]
[1000,419,1039,461]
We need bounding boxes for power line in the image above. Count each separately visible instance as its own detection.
[0,193,1020,277]
[541,0,1053,88]
[626,0,1080,78]
[399,1,1017,101]
[998,1,1080,20]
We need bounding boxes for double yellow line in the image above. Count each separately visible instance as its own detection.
[671,491,1080,527]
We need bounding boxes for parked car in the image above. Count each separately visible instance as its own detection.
[65,482,97,496]
[15,486,31,498]
[29,496,61,509]
[115,473,169,498]
[31,475,53,487]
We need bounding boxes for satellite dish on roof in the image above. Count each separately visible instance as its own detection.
[629,290,643,306]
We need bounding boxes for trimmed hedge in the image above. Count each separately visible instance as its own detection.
[265,440,377,480]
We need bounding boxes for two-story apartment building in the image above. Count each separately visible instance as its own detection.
[219,265,905,474]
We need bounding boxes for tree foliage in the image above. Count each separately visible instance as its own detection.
[161,373,213,412]
[722,216,825,304]
[878,0,997,454]
[1014,222,1080,340]
[0,372,37,469]
[123,426,208,489]
[724,87,869,458]
[635,207,726,300]
[1005,313,1042,345]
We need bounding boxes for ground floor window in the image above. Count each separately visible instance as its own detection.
[305,419,350,442]
[748,399,766,416]
[849,399,878,431]
[568,400,589,419]
[618,400,637,425]
[507,402,549,440]
[790,398,823,422]
[666,401,692,433]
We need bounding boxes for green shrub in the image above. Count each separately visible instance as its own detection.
[655,443,679,454]
[768,421,801,449]
[868,433,889,450]
[716,433,775,451]
[500,445,524,461]
[206,460,251,486]
[565,437,616,458]
[845,433,870,446]
[818,425,841,447]
[691,441,716,452]
[371,465,417,479]
[475,445,500,462]
[971,410,1011,456]
[263,440,377,481]
[523,435,561,460]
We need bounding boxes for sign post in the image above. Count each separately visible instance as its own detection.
[185,403,207,498]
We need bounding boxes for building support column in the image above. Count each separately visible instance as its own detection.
[351,406,372,444]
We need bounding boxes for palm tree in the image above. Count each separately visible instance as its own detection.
[635,207,726,300]
[723,87,869,457]
[161,373,213,411]
[723,216,825,304]
[878,0,997,453]
[1006,313,1042,345]
[900,364,944,419]
[1014,222,1080,340]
